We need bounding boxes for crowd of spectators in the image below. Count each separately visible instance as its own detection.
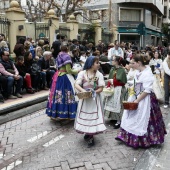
[0,32,168,103]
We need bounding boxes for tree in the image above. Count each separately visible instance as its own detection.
[0,0,102,22]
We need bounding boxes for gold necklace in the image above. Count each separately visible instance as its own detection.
[86,71,95,82]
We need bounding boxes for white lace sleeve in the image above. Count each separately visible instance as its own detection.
[142,73,154,93]
[97,72,105,87]
[75,71,84,85]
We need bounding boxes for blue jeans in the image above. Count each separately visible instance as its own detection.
[7,76,23,96]
[40,72,46,87]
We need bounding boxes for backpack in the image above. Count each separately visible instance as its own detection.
[30,62,41,75]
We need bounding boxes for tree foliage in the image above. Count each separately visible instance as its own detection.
[0,0,99,22]
[162,23,169,35]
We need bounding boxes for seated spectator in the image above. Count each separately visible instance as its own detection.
[24,40,31,52]
[0,73,8,102]
[24,52,41,91]
[15,56,35,94]
[13,37,26,60]
[0,41,9,52]
[43,39,50,51]
[0,51,23,99]
[35,46,43,58]
[38,51,55,88]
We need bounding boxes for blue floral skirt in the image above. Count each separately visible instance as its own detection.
[46,75,77,119]
[116,93,167,148]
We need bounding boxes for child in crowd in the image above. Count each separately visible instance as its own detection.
[74,56,106,148]
[104,56,127,129]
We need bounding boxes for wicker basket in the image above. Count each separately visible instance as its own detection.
[123,101,138,110]
[103,87,114,97]
[76,91,92,99]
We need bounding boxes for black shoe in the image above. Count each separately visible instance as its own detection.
[113,123,120,129]
[87,137,95,148]
[84,134,90,141]
[26,88,35,94]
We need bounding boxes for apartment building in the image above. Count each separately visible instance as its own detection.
[84,0,164,47]
[163,0,170,23]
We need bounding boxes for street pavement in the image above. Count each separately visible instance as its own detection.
[0,106,169,170]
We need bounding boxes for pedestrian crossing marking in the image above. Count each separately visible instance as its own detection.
[27,131,48,143]
[43,134,64,147]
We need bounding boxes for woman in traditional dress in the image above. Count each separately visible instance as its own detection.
[46,45,78,119]
[74,56,107,148]
[125,59,137,100]
[162,51,170,109]
[116,54,166,148]
[153,51,163,74]
[104,56,127,129]
[148,51,155,73]
[152,51,164,102]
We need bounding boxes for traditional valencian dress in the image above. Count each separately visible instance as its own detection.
[116,67,166,148]
[74,70,107,134]
[152,58,164,102]
[46,52,78,119]
[104,66,127,122]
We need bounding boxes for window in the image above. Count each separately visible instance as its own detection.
[157,17,161,28]
[164,6,167,17]
[151,14,156,26]
[120,9,141,21]
[89,10,100,20]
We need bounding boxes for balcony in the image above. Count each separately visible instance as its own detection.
[114,0,164,15]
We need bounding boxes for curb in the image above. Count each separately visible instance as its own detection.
[0,95,48,115]
[134,107,170,170]
[0,101,47,125]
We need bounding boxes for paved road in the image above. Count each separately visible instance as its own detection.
[0,107,168,170]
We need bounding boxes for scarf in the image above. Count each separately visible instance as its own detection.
[57,52,72,68]
[109,67,127,84]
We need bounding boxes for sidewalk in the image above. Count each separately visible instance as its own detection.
[135,106,170,170]
[0,91,48,124]
[150,108,170,170]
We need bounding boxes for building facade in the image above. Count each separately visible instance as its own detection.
[84,0,164,48]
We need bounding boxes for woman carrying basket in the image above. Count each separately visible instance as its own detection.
[104,56,127,129]
[74,56,107,148]
[116,54,166,148]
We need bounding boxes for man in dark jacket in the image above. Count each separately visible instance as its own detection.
[0,51,23,99]
[38,51,55,88]
[51,34,61,58]
[0,73,8,101]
